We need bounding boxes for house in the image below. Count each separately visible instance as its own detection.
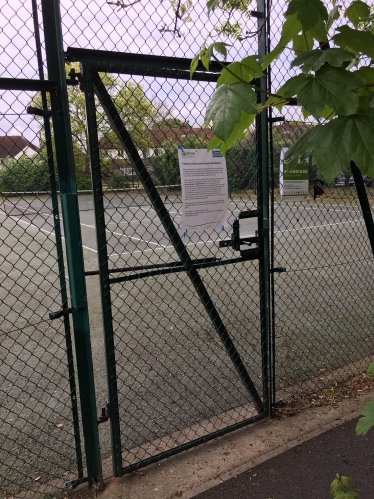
[99,124,215,177]
[0,136,39,160]
[144,122,215,152]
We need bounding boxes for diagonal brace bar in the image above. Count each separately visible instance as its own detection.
[351,161,374,257]
[91,70,264,414]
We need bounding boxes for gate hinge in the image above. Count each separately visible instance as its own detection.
[250,10,264,18]
[66,68,81,86]
[26,106,52,117]
[268,116,285,123]
[269,267,287,273]
[97,405,109,424]
[49,307,72,320]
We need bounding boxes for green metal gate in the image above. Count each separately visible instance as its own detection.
[73,51,273,477]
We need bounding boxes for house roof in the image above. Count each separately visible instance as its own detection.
[0,136,39,159]
[144,123,214,148]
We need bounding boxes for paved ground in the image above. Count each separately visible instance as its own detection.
[69,389,374,499]
[1,190,374,498]
[195,417,374,499]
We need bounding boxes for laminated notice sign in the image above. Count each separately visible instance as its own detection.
[178,149,228,234]
[279,147,309,201]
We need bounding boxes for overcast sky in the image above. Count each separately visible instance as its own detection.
[1,0,306,145]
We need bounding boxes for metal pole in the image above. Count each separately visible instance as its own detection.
[40,0,102,485]
[31,0,84,478]
[351,161,374,256]
[91,70,264,415]
[256,0,272,414]
[81,63,123,477]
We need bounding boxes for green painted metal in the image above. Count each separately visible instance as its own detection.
[81,63,123,477]
[108,257,256,284]
[65,47,226,82]
[90,70,265,416]
[351,161,374,257]
[40,0,102,485]
[256,0,272,414]
[31,0,83,478]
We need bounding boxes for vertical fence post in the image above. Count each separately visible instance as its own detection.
[31,0,84,478]
[40,0,102,485]
[256,0,272,414]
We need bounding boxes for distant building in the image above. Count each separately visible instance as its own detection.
[0,136,39,160]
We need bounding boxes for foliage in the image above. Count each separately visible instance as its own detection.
[191,0,374,184]
[0,153,50,192]
[330,474,359,498]
[151,135,256,191]
[109,175,131,189]
[31,64,157,177]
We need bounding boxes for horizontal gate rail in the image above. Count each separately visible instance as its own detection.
[120,413,263,475]
[66,47,228,81]
[107,257,260,284]
[0,77,58,92]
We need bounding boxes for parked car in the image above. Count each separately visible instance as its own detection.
[330,174,354,187]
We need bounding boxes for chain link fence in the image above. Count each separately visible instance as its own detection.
[1,0,374,497]
[79,63,267,471]
[268,0,374,398]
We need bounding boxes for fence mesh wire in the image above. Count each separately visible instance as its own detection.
[2,0,374,494]
[0,125,83,497]
[84,66,266,468]
[269,0,374,398]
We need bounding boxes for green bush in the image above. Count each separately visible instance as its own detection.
[0,153,50,192]
[75,170,92,190]
[109,175,131,189]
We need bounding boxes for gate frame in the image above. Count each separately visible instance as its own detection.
[73,47,273,476]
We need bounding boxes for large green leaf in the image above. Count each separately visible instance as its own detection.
[334,25,374,59]
[266,74,307,109]
[291,48,355,73]
[356,401,374,436]
[326,5,341,30]
[285,110,374,182]
[262,14,301,68]
[286,0,328,31]
[330,475,358,499]
[292,30,314,52]
[220,111,256,154]
[355,66,374,88]
[297,65,362,118]
[309,17,328,42]
[204,83,257,142]
[344,0,371,25]
[366,358,374,377]
[217,56,263,87]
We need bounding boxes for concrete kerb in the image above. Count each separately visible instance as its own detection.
[69,388,374,499]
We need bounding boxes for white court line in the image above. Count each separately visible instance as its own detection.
[109,218,364,258]
[274,219,364,234]
[0,209,97,253]
[79,222,167,248]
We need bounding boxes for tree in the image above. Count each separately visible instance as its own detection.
[191,0,374,185]
[31,64,157,182]
[151,133,256,191]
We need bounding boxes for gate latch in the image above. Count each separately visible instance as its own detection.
[219,210,260,260]
[49,308,72,320]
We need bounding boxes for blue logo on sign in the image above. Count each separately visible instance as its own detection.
[212,150,222,157]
